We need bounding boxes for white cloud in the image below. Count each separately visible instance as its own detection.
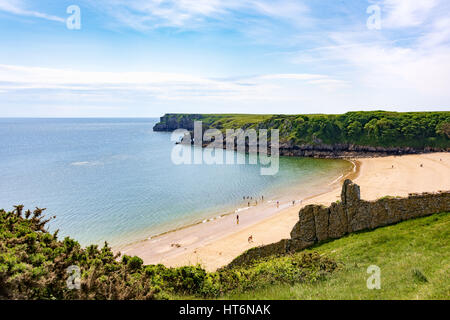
[382,0,439,28]
[418,17,450,48]
[0,0,64,22]
[288,26,450,108]
[0,64,345,105]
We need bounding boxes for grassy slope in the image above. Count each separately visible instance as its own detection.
[222,212,450,300]
[1,206,448,299]
[197,114,273,129]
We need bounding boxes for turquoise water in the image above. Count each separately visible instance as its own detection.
[0,118,351,246]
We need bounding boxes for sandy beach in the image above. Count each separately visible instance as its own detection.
[118,152,450,271]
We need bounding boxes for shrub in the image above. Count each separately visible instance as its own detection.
[0,206,339,300]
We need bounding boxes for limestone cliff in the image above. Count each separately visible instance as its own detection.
[153,113,449,158]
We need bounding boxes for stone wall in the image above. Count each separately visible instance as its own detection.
[225,180,450,269]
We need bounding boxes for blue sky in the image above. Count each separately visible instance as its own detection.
[0,0,449,117]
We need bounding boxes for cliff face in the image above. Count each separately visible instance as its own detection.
[277,143,444,158]
[225,180,450,269]
[153,114,203,132]
[153,113,449,158]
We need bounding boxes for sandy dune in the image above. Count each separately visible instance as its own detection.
[117,153,450,271]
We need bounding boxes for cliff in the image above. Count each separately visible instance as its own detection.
[153,112,450,158]
[225,180,450,269]
[153,114,205,131]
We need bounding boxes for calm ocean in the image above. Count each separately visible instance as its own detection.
[0,118,351,246]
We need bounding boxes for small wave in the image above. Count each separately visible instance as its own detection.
[328,174,343,185]
[235,207,250,213]
[70,161,102,166]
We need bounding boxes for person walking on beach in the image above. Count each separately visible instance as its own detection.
[292,200,295,206]
[248,201,250,207]
[236,214,239,225]
[277,201,279,208]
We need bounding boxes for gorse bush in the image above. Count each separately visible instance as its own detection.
[0,206,338,300]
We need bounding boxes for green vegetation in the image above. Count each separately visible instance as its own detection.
[0,206,336,300]
[169,113,274,129]
[1,205,448,300]
[163,111,450,149]
[223,212,450,300]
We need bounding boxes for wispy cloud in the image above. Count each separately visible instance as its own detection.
[0,0,64,22]
[86,0,310,31]
[382,0,440,28]
[0,64,346,103]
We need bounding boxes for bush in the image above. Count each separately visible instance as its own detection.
[127,256,143,271]
[167,111,450,149]
[0,206,339,300]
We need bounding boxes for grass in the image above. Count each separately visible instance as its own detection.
[3,206,448,299]
[221,212,450,300]
[199,114,274,129]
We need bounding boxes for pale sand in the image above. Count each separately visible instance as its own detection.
[117,152,450,271]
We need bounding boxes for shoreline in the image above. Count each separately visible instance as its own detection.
[117,152,450,271]
[116,159,357,250]
[115,158,359,265]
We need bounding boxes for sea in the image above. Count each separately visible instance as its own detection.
[0,118,352,246]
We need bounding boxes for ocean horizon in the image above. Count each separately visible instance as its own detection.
[0,118,352,247]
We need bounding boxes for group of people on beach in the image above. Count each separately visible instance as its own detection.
[235,196,305,246]
[243,195,264,207]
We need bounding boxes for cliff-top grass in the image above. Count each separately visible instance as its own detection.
[221,212,450,300]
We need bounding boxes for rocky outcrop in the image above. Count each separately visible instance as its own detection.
[153,114,204,132]
[277,143,447,158]
[225,180,450,269]
[153,114,448,158]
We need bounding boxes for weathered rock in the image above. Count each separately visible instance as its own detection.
[287,239,315,253]
[313,206,329,242]
[348,202,372,232]
[290,205,316,241]
[341,179,360,205]
[226,180,450,269]
[153,114,203,131]
[369,200,391,229]
[328,202,348,239]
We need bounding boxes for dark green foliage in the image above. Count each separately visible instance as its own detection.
[0,206,338,300]
[412,268,428,283]
[0,206,157,300]
[163,111,450,149]
[257,111,450,148]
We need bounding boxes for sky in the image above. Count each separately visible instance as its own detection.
[0,0,449,117]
